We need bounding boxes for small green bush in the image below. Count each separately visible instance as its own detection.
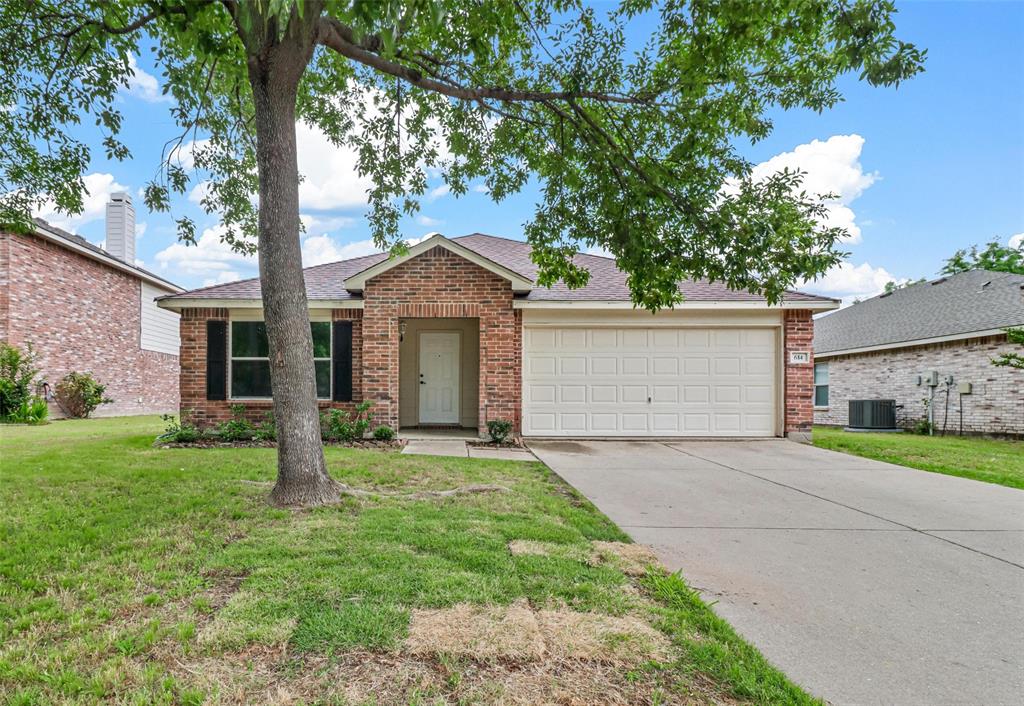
[157,413,201,443]
[253,412,276,442]
[910,418,934,435]
[486,419,513,444]
[0,343,40,420]
[216,404,256,441]
[372,424,395,441]
[7,395,49,424]
[54,372,112,418]
[321,401,373,442]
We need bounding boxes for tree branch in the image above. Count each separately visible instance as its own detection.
[315,16,656,106]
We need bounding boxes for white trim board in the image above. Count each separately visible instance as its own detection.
[157,298,365,311]
[513,299,839,311]
[815,327,1013,359]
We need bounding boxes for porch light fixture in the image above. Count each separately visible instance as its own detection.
[399,321,407,342]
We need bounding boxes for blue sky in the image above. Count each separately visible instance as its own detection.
[42,1,1024,304]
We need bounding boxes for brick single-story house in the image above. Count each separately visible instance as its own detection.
[0,194,183,416]
[157,233,838,439]
[813,269,1024,436]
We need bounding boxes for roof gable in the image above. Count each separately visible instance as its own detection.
[343,234,534,294]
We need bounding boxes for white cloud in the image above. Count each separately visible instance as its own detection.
[744,134,878,244]
[471,183,489,194]
[125,54,170,103]
[301,235,380,266]
[154,225,256,279]
[416,215,443,227]
[135,222,147,239]
[188,181,211,205]
[36,172,130,232]
[300,213,357,237]
[202,270,241,287]
[1009,232,1023,248]
[800,261,901,307]
[295,122,373,210]
[169,138,211,171]
[427,184,450,201]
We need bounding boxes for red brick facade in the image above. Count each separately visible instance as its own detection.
[178,307,365,426]
[175,246,817,439]
[0,230,179,416]
[361,245,521,432]
[783,309,815,437]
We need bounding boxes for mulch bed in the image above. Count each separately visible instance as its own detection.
[466,438,527,449]
[157,438,406,450]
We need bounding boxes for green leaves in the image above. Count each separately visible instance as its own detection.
[1,0,923,307]
[941,240,1024,276]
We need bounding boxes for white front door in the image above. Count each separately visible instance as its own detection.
[419,331,460,424]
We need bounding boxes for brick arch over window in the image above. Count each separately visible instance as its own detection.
[361,245,522,432]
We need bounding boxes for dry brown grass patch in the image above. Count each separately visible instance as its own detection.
[403,600,670,667]
[404,600,546,661]
[590,541,663,576]
[507,540,590,562]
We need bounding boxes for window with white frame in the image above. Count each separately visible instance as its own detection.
[814,361,829,407]
[230,321,331,399]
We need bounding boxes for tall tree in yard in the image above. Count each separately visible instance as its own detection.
[0,0,923,506]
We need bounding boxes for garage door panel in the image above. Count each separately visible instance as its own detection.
[560,356,586,375]
[591,356,617,375]
[560,385,586,403]
[523,326,776,437]
[652,385,679,403]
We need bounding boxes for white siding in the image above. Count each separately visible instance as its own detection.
[141,282,180,355]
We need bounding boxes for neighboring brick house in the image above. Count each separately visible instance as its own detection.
[813,269,1024,436]
[0,195,183,417]
[159,234,835,440]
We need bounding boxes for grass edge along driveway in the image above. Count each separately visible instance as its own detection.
[1,416,819,705]
[813,425,1024,490]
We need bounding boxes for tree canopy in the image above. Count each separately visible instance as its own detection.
[2,0,924,309]
[941,239,1024,276]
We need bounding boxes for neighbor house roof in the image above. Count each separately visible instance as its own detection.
[25,218,183,293]
[814,269,1024,357]
[159,232,837,309]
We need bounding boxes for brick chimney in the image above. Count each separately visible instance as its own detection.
[105,192,136,263]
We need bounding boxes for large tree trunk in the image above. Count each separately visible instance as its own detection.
[247,29,339,508]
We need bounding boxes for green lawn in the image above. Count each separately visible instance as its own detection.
[813,426,1024,489]
[1,417,816,705]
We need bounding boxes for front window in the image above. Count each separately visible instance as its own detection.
[230,321,331,399]
[814,362,829,407]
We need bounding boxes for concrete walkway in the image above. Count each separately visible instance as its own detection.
[528,439,1024,706]
[402,439,536,461]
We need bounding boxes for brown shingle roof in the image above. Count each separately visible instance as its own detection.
[164,232,834,305]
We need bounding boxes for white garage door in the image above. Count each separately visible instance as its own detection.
[522,327,777,437]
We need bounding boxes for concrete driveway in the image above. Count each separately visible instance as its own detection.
[528,439,1024,706]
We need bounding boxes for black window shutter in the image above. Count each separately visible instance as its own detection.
[332,320,353,402]
[206,320,227,401]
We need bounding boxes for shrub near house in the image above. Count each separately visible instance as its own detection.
[0,343,47,424]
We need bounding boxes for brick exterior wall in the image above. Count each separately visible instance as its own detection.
[361,245,521,433]
[178,307,364,426]
[0,230,179,417]
[175,247,817,439]
[814,334,1024,436]
[784,309,815,439]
